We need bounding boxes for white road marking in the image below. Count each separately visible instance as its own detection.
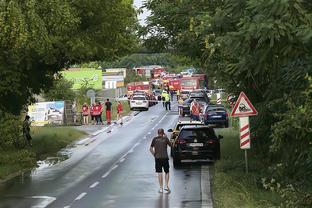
[31,196,56,208]
[119,157,126,163]
[89,181,100,188]
[201,166,213,208]
[64,206,71,208]
[75,192,87,201]
[102,172,110,178]
[147,132,151,135]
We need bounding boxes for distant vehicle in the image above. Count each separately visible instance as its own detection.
[180,91,190,100]
[202,105,229,128]
[127,81,151,97]
[189,90,210,104]
[167,120,205,156]
[168,79,181,91]
[180,74,208,91]
[116,94,128,101]
[130,96,149,111]
[171,126,223,167]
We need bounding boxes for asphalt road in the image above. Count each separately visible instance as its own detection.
[0,102,213,208]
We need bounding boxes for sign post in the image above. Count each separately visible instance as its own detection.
[86,89,96,105]
[231,92,258,174]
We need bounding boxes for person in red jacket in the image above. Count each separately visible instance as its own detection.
[93,103,101,125]
[117,101,123,125]
[82,103,89,125]
[191,99,200,121]
[90,102,96,125]
[98,102,103,125]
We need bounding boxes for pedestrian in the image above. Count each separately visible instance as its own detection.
[94,103,101,125]
[191,99,200,121]
[90,102,96,125]
[72,100,77,124]
[23,115,32,147]
[117,101,123,125]
[105,98,112,125]
[161,90,166,107]
[178,97,184,116]
[176,89,180,100]
[98,101,103,124]
[164,92,171,111]
[82,103,89,125]
[170,90,174,101]
[149,128,173,193]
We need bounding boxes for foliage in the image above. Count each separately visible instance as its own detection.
[0,0,138,115]
[124,69,147,84]
[145,0,312,203]
[0,113,23,149]
[43,75,75,101]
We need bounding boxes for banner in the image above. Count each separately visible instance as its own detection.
[61,69,102,90]
[28,101,65,126]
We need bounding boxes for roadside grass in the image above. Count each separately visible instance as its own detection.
[213,128,281,208]
[31,127,86,160]
[0,127,86,180]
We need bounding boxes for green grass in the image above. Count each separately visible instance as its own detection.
[213,128,281,208]
[31,127,86,159]
[0,127,86,180]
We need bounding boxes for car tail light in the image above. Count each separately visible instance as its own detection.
[207,139,216,144]
[176,138,186,144]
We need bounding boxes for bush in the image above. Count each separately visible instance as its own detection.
[0,113,23,149]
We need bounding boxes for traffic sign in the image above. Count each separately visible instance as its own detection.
[231,92,257,117]
[86,89,96,98]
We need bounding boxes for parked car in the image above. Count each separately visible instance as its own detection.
[189,89,210,103]
[202,105,229,128]
[130,95,149,111]
[172,126,223,168]
[167,120,205,156]
[116,94,128,101]
[180,91,190,100]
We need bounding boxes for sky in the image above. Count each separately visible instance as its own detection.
[133,0,150,26]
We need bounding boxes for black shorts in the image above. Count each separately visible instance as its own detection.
[155,158,169,173]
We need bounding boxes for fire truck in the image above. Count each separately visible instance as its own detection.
[180,74,208,91]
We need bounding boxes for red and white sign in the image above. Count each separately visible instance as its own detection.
[239,117,250,149]
[231,92,257,117]
[216,93,221,104]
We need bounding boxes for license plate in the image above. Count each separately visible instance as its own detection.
[189,143,203,147]
[136,102,142,105]
[192,151,198,155]
[212,115,222,118]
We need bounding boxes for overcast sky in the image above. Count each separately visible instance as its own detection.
[133,0,150,25]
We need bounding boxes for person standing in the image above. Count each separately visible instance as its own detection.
[23,115,32,147]
[98,102,103,124]
[90,103,96,125]
[117,101,123,125]
[178,96,184,117]
[191,99,200,121]
[149,128,173,193]
[82,103,89,125]
[94,103,101,125]
[176,90,180,100]
[105,99,112,125]
[164,92,171,111]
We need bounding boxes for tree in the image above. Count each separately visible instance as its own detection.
[43,76,75,101]
[0,0,138,115]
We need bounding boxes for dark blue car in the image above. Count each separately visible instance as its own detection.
[203,105,229,128]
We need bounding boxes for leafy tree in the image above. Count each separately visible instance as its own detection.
[43,76,75,101]
[0,0,138,115]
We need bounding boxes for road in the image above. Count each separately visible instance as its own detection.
[0,102,213,208]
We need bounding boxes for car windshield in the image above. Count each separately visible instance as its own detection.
[133,97,146,100]
[179,128,216,140]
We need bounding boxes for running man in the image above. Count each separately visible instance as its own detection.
[150,128,173,193]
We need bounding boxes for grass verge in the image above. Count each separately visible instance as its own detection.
[213,128,281,208]
[0,127,86,180]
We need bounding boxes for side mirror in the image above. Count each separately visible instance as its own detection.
[218,135,223,140]
[167,129,173,132]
